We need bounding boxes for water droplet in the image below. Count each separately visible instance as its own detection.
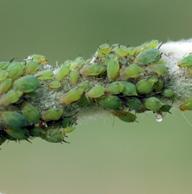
[155,113,163,122]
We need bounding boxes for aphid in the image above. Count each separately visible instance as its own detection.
[122,81,137,96]
[27,55,48,65]
[159,104,172,113]
[36,70,53,80]
[179,98,192,111]
[113,45,129,58]
[106,81,124,95]
[69,70,79,85]
[120,64,144,80]
[0,79,12,94]
[98,95,121,110]
[7,62,25,80]
[0,111,29,140]
[13,75,40,93]
[106,55,120,81]
[59,86,85,105]
[112,110,136,122]
[70,57,85,71]
[0,70,8,82]
[135,48,161,65]
[144,97,162,112]
[86,84,105,98]
[97,43,112,57]
[24,61,40,74]
[80,63,106,77]
[41,127,67,143]
[0,89,23,106]
[127,98,145,112]
[178,54,192,68]
[149,63,168,76]
[64,127,75,134]
[21,103,41,124]
[163,88,175,98]
[55,63,70,81]
[48,80,61,89]
[41,108,64,121]
[0,62,9,70]
[136,79,153,94]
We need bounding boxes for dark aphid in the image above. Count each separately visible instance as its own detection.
[0,70,8,82]
[7,62,25,80]
[144,97,162,112]
[0,79,12,95]
[36,70,53,80]
[112,110,136,122]
[55,63,70,81]
[13,75,40,93]
[120,64,144,80]
[86,84,105,98]
[122,81,137,96]
[48,80,61,89]
[21,103,41,124]
[41,127,67,143]
[163,88,175,98]
[0,89,23,106]
[178,54,192,68]
[127,98,145,112]
[25,61,40,74]
[106,55,120,81]
[27,55,48,65]
[80,63,106,77]
[106,81,124,95]
[59,86,85,105]
[41,108,64,121]
[135,48,161,65]
[179,98,192,111]
[30,127,44,137]
[98,95,121,110]
[159,104,172,113]
[136,79,153,94]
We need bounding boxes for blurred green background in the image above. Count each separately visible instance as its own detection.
[0,0,192,193]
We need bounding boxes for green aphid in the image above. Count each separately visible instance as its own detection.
[36,70,53,80]
[122,82,137,96]
[59,86,85,105]
[0,111,29,140]
[112,110,136,122]
[135,48,161,65]
[64,127,75,134]
[0,79,12,94]
[80,63,106,77]
[21,103,40,124]
[28,55,48,65]
[113,45,129,57]
[69,70,79,85]
[106,81,124,94]
[30,127,44,137]
[178,54,192,68]
[70,57,85,71]
[127,98,145,112]
[150,63,168,76]
[7,62,25,80]
[0,89,23,106]
[25,61,40,74]
[86,85,105,98]
[120,64,144,80]
[13,75,40,93]
[55,63,70,81]
[179,98,192,111]
[42,108,64,121]
[136,79,153,94]
[0,62,9,70]
[41,127,66,143]
[0,70,8,82]
[163,88,175,98]
[153,79,164,92]
[48,80,61,89]
[144,97,162,112]
[106,55,120,81]
[98,95,121,110]
[97,43,112,57]
[62,116,77,128]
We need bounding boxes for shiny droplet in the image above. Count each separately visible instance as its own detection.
[155,113,163,122]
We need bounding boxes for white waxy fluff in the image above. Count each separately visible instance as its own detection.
[160,39,192,101]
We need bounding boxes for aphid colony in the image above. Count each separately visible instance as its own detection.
[0,40,191,146]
